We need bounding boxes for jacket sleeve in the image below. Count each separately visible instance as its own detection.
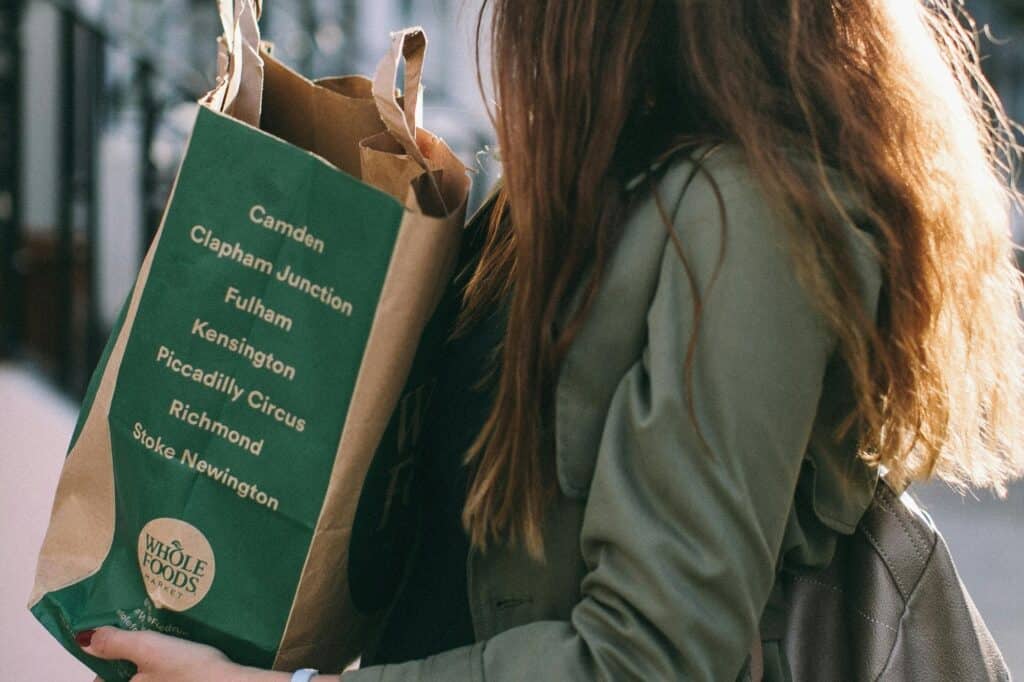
[342,159,846,681]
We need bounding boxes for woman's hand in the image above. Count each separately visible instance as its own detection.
[77,626,292,681]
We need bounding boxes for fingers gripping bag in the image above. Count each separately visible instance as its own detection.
[27,1,470,678]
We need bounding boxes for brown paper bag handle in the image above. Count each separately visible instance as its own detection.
[202,0,264,128]
[371,27,447,212]
[372,27,427,166]
[218,0,262,29]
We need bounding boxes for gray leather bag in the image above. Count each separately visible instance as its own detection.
[756,480,1011,681]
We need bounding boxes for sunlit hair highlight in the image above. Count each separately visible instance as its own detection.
[458,0,1024,560]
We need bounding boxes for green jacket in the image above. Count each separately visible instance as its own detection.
[343,145,883,681]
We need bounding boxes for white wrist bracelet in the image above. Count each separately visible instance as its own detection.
[291,669,318,682]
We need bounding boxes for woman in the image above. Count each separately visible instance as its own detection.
[78,0,1024,679]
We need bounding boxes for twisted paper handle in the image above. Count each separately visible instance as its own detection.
[202,0,264,127]
[371,27,447,212]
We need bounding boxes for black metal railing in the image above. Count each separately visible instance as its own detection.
[2,0,218,397]
[0,2,23,358]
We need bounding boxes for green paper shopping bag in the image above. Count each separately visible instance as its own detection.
[28,1,470,678]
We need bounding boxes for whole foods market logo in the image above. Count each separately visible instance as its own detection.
[137,518,215,612]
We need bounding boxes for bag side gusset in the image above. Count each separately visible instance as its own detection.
[272,27,472,672]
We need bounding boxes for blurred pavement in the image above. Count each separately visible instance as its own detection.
[914,479,1024,675]
[0,362,1020,677]
[0,363,90,679]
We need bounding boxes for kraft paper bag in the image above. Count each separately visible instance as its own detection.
[27,1,470,678]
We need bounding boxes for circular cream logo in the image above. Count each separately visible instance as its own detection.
[137,518,215,612]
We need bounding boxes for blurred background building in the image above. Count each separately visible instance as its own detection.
[0,0,1022,677]
[1,0,497,395]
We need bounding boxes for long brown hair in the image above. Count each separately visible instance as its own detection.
[457,0,1024,560]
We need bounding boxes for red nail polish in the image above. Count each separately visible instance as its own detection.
[75,629,95,647]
